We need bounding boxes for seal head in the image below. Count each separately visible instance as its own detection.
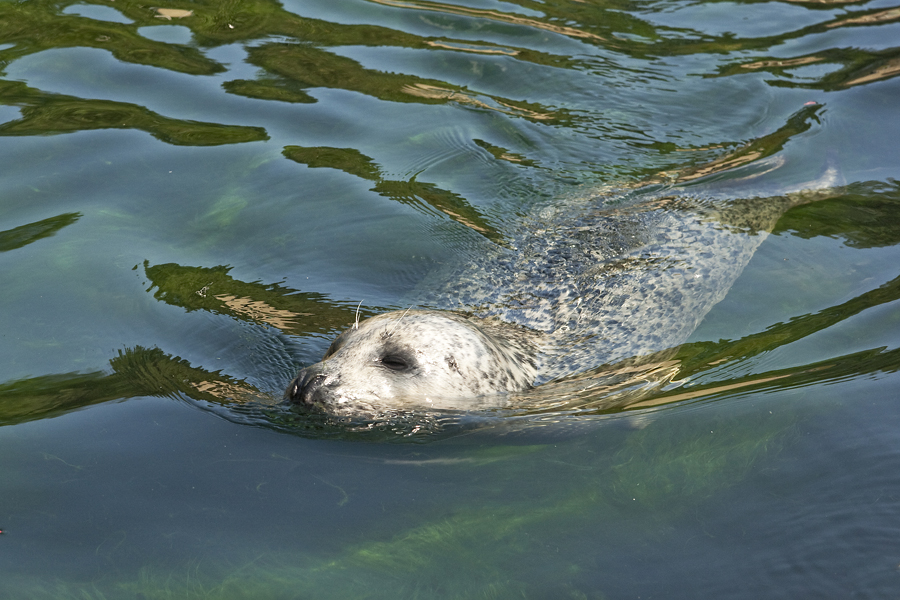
[286,310,538,415]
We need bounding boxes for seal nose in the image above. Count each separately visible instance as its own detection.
[286,368,328,406]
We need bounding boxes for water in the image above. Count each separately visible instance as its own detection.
[1,0,899,597]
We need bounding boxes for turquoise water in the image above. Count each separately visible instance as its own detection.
[2,0,900,597]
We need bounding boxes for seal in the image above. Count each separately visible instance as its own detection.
[287,133,841,416]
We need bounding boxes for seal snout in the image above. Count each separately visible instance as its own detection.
[287,368,329,406]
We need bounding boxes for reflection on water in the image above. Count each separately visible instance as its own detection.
[0,212,81,252]
[1,0,900,597]
[283,144,505,240]
[142,260,377,336]
[2,0,896,145]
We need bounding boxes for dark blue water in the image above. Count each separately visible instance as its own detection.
[1,0,899,597]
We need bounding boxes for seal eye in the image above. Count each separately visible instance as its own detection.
[380,354,411,372]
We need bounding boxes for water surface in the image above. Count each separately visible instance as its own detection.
[1,0,900,597]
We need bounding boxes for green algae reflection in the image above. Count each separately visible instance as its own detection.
[0,212,81,253]
[142,260,376,336]
[283,145,505,243]
[0,80,268,146]
[2,0,898,149]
